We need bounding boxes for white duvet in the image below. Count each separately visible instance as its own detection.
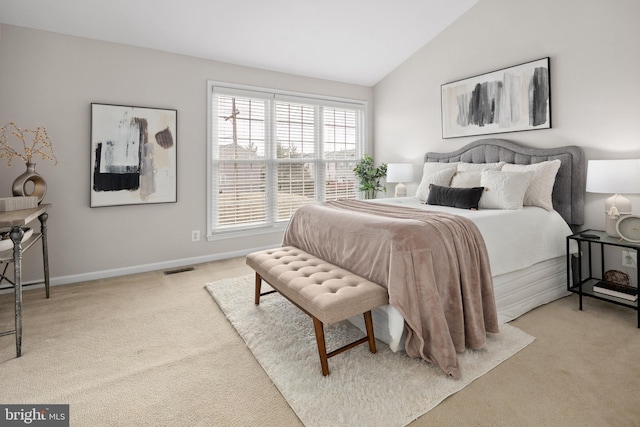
[354,197,578,351]
[373,197,576,277]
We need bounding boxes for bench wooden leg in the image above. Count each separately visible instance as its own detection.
[248,262,381,377]
[312,312,378,376]
[254,273,262,305]
[312,316,330,376]
[363,310,377,354]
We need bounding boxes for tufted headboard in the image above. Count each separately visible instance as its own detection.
[424,138,586,230]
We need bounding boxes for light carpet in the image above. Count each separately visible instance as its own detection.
[205,275,535,427]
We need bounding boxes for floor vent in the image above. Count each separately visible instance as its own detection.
[164,267,195,275]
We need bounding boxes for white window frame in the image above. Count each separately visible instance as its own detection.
[206,80,367,240]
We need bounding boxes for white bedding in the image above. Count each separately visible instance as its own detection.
[374,197,575,276]
[349,197,577,352]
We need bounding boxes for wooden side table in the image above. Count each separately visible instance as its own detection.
[0,204,51,357]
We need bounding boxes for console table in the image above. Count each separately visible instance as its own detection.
[0,204,51,357]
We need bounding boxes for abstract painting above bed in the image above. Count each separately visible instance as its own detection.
[441,58,551,138]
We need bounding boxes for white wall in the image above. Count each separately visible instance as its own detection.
[374,0,640,231]
[3,0,639,284]
[0,24,373,283]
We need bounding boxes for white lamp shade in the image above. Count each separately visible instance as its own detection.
[386,163,413,183]
[586,159,640,194]
[586,159,640,237]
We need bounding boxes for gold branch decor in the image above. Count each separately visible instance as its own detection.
[0,122,58,167]
[1,122,58,204]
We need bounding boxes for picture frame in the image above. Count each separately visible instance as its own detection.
[90,103,177,207]
[441,57,551,139]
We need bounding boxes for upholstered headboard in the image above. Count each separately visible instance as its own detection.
[424,138,586,229]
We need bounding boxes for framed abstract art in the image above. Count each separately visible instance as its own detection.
[90,103,177,207]
[441,57,551,139]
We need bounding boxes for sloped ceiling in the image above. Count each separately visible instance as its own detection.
[0,0,478,86]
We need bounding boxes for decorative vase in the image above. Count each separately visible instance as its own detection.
[365,189,376,199]
[12,162,47,204]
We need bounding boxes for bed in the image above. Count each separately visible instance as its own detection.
[283,138,586,378]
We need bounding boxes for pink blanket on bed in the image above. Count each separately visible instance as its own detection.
[282,199,498,379]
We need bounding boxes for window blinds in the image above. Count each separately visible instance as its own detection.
[210,84,365,233]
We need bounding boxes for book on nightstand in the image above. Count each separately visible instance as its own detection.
[593,281,638,302]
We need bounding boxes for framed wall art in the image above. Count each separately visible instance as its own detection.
[441,57,551,139]
[90,103,177,207]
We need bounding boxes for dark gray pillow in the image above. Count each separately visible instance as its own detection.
[427,184,485,210]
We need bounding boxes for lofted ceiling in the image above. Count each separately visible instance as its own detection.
[0,0,477,87]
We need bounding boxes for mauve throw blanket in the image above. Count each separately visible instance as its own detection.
[283,199,498,379]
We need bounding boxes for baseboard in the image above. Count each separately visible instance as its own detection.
[1,244,277,293]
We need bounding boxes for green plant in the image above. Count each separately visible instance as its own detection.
[353,154,387,199]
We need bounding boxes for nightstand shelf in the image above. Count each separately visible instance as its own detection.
[567,229,639,327]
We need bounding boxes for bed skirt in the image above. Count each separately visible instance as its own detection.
[349,255,570,352]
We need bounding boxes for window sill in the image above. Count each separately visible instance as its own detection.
[206,222,289,241]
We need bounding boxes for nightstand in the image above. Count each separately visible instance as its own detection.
[567,229,639,327]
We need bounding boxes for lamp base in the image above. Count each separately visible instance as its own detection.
[604,194,632,237]
[394,183,407,198]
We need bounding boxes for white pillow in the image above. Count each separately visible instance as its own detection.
[457,161,505,172]
[450,171,482,188]
[415,166,457,202]
[421,162,458,174]
[502,160,561,211]
[479,170,534,210]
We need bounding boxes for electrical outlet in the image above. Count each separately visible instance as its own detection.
[622,250,637,268]
[191,230,200,242]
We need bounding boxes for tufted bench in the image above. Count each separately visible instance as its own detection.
[246,246,389,376]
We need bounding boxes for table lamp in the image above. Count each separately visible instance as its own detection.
[585,159,640,237]
[386,163,413,197]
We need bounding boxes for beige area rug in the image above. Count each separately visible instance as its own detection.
[205,275,535,427]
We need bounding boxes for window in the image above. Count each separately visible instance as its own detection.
[207,82,366,237]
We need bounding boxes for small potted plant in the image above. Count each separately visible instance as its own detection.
[353,154,387,199]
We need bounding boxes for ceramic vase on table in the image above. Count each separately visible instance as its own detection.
[12,162,47,204]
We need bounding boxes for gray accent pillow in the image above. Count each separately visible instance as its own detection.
[427,184,485,210]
